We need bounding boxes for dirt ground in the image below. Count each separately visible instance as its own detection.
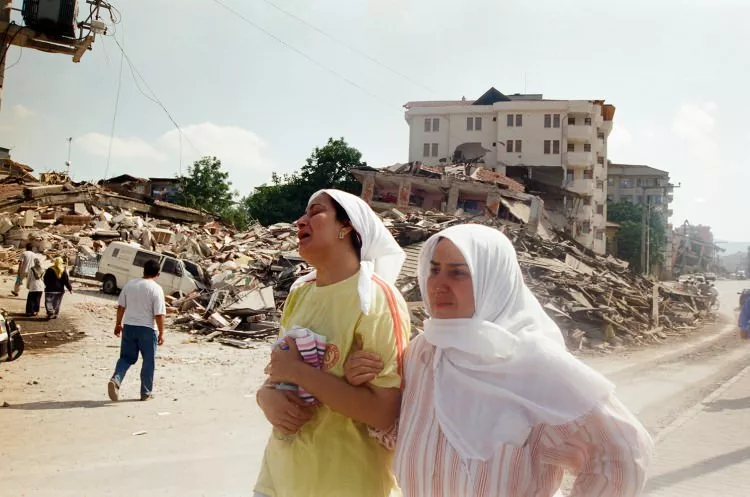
[0,277,272,497]
[0,276,746,496]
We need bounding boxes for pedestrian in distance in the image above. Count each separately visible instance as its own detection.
[43,257,73,320]
[108,258,166,402]
[12,243,36,297]
[344,224,654,497]
[26,258,45,316]
[738,288,750,339]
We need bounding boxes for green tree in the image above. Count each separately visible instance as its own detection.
[245,138,366,226]
[607,201,667,273]
[176,157,234,215]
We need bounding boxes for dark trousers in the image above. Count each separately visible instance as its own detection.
[26,292,42,315]
[112,325,157,397]
[44,292,63,317]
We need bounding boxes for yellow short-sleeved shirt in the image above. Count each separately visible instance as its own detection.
[254,271,410,497]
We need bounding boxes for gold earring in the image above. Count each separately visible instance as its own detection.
[338,229,345,240]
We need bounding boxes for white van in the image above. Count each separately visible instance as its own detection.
[96,242,203,297]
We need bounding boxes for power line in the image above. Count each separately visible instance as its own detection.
[257,0,435,94]
[4,46,21,70]
[103,35,125,180]
[109,35,203,163]
[209,0,398,109]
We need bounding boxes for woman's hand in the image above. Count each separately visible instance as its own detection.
[344,337,385,386]
[257,384,314,435]
[266,336,306,384]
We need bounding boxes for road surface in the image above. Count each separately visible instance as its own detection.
[0,278,748,496]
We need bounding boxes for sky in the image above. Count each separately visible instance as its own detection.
[1,0,749,241]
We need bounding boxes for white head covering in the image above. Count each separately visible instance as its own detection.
[292,189,406,315]
[419,224,614,461]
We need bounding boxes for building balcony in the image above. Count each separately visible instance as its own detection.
[567,151,594,166]
[566,179,595,196]
[567,125,593,143]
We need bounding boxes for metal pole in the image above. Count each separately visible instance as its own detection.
[646,198,651,275]
[0,0,12,112]
[640,187,647,273]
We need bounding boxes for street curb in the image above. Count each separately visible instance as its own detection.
[652,362,750,444]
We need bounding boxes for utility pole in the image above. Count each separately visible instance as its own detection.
[646,197,652,276]
[0,0,108,111]
[640,187,647,274]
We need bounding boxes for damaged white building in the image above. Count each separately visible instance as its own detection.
[403,87,615,254]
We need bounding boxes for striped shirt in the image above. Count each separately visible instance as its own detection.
[393,335,653,497]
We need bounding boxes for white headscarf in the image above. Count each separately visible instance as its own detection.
[419,224,615,461]
[292,189,406,315]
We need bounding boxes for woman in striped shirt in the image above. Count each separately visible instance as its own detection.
[345,224,653,497]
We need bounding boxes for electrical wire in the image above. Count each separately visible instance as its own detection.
[0,22,22,67]
[257,0,435,94]
[209,0,398,108]
[110,36,203,158]
[4,46,21,71]
[103,36,125,180]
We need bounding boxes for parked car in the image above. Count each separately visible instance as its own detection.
[705,272,717,281]
[0,310,23,363]
[96,242,205,297]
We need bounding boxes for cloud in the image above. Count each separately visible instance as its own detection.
[75,133,169,161]
[608,125,632,145]
[672,102,716,141]
[11,105,35,120]
[158,122,271,173]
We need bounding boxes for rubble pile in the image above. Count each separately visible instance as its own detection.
[386,211,713,350]
[0,174,711,352]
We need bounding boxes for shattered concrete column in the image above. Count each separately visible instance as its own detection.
[361,174,376,204]
[397,180,412,209]
[486,191,502,217]
[527,196,544,234]
[446,184,460,213]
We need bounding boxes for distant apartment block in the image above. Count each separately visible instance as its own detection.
[404,87,615,254]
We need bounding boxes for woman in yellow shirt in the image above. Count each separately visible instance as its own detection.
[255,189,410,497]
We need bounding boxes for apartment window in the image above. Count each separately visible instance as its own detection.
[606,194,614,202]
[552,140,560,154]
[597,204,605,215]
[423,143,430,157]
[544,114,552,128]
[433,118,440,132]
[607,177,615,186]
[583,197,592,206]
[582,221,591,234]
[597,132,605,140]
[583,169,594,180]
[566,171,575,183]
[584,117,592,125]
[636,195,644,204]
[597,156,605,165]
[596,180,604,189]
[506,140,514,153]
[650,195,663,204]
[424,118,431,132]
[467,117,482,131]
[515,140,522,152]
[515,114,523,127]
[567,143,575,152]
[596,230,605,241]
[584,143,592,152]
[544,140,551,155]
[620,178,634,188]
[568,116,576,126]
[431,143,438,157]
[553,114,561,128]
[507,114,514,127]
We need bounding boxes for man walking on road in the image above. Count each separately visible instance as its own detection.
[12,243,36,297]
[739,290,750,339]
[108,259,166,402]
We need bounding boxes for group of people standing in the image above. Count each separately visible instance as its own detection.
[13,243,73,319]
[255,189,654,497]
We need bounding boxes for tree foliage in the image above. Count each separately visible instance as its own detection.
[176,156,235,215]
[244,138,366,226]
[607,201,667,273]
